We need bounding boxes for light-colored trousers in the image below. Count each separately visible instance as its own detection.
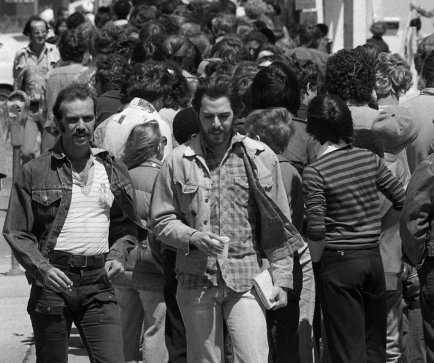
[177,283,268,363]
[115,287,168,363]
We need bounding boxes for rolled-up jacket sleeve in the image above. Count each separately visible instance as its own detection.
[2,165,51,282]
[400,157,434,266]
[150,156,197,251]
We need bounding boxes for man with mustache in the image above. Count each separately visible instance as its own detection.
[150,75,302,363]
[3,84,144,362]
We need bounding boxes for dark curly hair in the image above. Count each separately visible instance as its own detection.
[131,34,170,63]
[58,29,88,63]
[95,54,129,94]
[210,35,244,64]
[232,61,260,117]
[94,22,132,57]
[192,74,240,115]
[250,61,300,115]
[287,55,322,94]
[325,48,376,103]
[123,61,191,109]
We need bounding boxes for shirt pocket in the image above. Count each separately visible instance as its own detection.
[231,176,250,207]
[32,189,63,223]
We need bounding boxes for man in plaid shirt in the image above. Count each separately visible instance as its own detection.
[150,75,294,363]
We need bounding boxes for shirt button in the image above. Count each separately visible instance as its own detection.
[204,220,208,225]
[205,198,209,203]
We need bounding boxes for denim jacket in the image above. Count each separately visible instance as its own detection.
[150,133,294,288]
[3,141,145,285]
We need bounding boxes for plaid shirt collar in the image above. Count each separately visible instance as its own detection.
[183,132,246,156]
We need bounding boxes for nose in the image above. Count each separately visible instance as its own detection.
[212,115,222,129]
[77,118,86,129]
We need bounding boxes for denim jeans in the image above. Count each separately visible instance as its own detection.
[162,249,187,363]
[115,287,168,363]
[418,258,434,363]
[28,266,123,363]
[318,247,386,363]
[176,282,268,363]
[267,251,301,363]
[386,290,403,363]
[298,246,316,363]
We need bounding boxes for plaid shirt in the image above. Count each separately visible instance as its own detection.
[178,136,262,292]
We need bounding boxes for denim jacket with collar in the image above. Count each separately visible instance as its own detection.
[3,141,145,285]
[150,133,294,288]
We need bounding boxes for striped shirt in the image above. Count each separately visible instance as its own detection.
[55,158,114,255]
[303,145,405,249]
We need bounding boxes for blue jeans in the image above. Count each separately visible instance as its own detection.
[176,282,268,363]
[28,266,123,363]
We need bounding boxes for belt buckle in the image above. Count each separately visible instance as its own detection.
[69,255,87,268]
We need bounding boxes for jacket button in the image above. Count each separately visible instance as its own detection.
[205,198,209,203]
[203,220,208,225]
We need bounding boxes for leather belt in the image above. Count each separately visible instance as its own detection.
[48,251,106,269]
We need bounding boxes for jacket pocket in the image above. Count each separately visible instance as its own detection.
[32,189,63,223]
[176,181,202,224]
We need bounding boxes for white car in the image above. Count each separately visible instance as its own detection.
[0,33,28,102]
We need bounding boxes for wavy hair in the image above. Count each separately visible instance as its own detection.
[375,53,412,99]
[245,107,293,154]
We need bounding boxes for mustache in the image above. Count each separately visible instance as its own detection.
[73,128,90,137]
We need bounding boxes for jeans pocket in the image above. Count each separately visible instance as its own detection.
[93,291,121,324]
[28,285,65,315]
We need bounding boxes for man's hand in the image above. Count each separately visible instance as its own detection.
[105,260,124,280]
[42,266,73,293]
[269,286,288,310]
[190,231,225,257]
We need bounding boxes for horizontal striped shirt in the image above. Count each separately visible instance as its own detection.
[303,145,405,249]
[55,158,114,255]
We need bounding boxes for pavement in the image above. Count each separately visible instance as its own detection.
[0,141,89,363]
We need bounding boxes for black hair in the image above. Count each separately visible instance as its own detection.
[325,48,376,103]
[250,61,300,115]
[23,15,48,37]
[316,23,329,37]
[95,54,129,93]
[58,29,88,63]
[306,94,353,144]
[123,61,191,109]
[192,74,239,115]
[66,12,86,30]
[131,34,170,63]
[53,84,97,123]
[139,20,167,40]
[95,6,113,29]
[113,0,131,20]
[164,34,202,74]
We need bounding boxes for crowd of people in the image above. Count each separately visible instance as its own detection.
[4,0,434,363]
